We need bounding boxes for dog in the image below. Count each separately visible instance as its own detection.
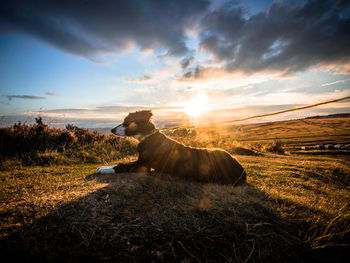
[98,110,246,186]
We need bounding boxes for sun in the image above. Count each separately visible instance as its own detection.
[183,93,209,117]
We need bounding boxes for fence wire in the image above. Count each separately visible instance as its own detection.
[161,95,350,131]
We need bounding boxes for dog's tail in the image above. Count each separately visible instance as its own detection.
[232,168,247,186]
[212,150,247,185]
[226,154,246,186]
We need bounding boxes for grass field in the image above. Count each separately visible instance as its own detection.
[0,117,349,262]
[226,117,350,152]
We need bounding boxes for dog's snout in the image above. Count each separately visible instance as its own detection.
[111,124,126,136]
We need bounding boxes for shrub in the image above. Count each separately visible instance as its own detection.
[262,140,285,154]
[231,146,261,156]
[0,118,138,166]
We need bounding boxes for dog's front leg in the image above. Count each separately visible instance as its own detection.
[114,160,148,173]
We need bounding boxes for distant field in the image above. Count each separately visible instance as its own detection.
[0,117,349,262]
[229,117,350,151]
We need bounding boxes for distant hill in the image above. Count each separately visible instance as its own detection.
[304,113,350,119]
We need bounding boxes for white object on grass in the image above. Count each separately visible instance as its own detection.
[97,166,116,174]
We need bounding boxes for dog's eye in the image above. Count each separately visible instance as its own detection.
[129,122,137,130]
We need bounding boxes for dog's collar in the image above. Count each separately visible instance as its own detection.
[138,129,159,141]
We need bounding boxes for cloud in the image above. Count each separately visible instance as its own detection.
[180,56,195,69]
[180,65,227,80]
[321,78,350,87]
[0,0,209,59]
[124,75,154,84]
[6,95,45,101]
[191,0,350,78]
[45,92,60,96]
[44,105,180,115]
[1,0,349,77]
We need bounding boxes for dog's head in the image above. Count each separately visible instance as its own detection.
[111,110,156,137]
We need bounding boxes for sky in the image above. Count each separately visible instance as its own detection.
[1,0,350,128]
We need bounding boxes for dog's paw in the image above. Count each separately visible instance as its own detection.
[97,166,116,174]
[113,163,128,173]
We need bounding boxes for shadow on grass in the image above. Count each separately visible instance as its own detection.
[0,172,304,262]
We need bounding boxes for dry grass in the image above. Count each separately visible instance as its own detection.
[0,164,107,237]
[242,154,350,252]
[0,165,302,262]
[0,117,350,262]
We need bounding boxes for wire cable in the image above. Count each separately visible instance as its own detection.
[161,95,350,130]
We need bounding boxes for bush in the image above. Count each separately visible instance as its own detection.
[231,146,261,156]
[0,118,138,166]
[262,140,285,154]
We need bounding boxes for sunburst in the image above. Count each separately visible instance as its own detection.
[183,93,209,117]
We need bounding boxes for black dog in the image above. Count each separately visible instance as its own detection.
[98,110,246,186]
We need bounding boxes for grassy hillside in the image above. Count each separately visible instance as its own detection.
[0,117,349,262]
[228,117,350,152]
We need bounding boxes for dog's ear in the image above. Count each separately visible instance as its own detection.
[134,110,152,122]
[124,110,153,124]
[143,110,153,120]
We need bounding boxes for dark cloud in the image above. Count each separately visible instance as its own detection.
[180,65,226,80]
[1,0,349,76]
[7,95,45,101]
[182,65,203,79]
[0,0,209,59]
[45,92,60,96]
[180,56,195,69]
[193,0,350,77]
[200,5,245,61]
